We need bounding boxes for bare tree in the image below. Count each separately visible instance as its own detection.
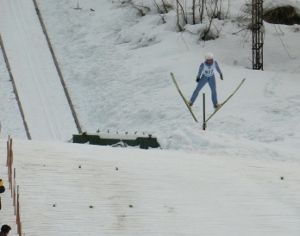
[176,0,185,31]
[200,0,205,23]
[201,0,219,40]
[117,0,230,40]
[176,0,188,24]
[153,0,172,14]
[192,0,196,24]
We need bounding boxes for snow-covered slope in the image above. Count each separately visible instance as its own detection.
[0,0,300,235]
[1,138,300,236]
[0,0,78,141]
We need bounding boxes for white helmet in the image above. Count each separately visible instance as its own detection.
[205,52,214,60]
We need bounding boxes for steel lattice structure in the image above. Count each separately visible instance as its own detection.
[252,0,264,70]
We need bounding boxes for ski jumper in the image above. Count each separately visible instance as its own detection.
[190,61,222,107]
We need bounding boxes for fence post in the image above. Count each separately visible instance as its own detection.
[14,168,16,212]
[6,135,10,166]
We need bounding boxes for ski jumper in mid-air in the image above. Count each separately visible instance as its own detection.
[188,52,223,109]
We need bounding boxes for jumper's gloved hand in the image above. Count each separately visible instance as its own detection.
[196,76,200,82]
[220,74,224,80]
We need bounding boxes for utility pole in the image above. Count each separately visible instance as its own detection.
[252,0,264,70]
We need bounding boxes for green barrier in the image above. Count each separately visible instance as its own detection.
[72,133,160,149]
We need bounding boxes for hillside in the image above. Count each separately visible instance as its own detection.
[0,0,300,235]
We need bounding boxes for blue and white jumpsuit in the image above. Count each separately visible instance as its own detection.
[190,61,223,108]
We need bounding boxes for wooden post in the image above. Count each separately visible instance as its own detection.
[6,135,10,166]
[17,186,20,225]
[13,168,16,208]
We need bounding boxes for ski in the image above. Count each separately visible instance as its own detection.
[170,72,199,123]
[205,78,246,123]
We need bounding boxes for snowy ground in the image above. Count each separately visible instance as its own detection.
[0,0,300,235]
[1,139,300,236]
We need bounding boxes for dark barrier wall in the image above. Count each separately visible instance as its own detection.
[73,133,160,149]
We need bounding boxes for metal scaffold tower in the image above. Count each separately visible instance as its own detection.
[252,0,264,70]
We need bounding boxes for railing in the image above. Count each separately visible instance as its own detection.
[6,136,23,236]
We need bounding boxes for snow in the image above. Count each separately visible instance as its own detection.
[0,0,78,141]
[0,0,300,235]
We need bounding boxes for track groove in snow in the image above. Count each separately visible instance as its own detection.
[0,0,78,141]
[8,0,60,139]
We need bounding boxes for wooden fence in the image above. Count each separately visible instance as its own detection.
[6,136,23,236]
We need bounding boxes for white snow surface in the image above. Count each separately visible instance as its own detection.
[0,0,78,141]
[0,0,300,235]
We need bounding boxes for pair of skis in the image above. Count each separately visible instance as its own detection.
[170,72,246,124]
